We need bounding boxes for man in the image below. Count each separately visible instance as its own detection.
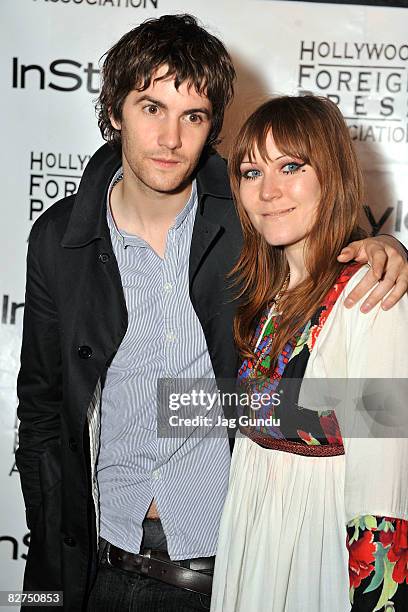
[16,14,408,612]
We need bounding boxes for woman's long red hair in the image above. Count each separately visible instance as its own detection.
[229,95,366,366]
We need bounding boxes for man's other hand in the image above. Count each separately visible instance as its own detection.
[337,235,408,312]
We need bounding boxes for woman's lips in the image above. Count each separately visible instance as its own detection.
[262,207,296,218]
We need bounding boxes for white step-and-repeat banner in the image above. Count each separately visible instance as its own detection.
[1,0,408,602]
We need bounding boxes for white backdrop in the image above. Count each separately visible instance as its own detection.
[1,0,408,603]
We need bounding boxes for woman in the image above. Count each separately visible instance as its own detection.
[210,96,408,612]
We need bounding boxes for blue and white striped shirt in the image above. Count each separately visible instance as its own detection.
[97,169,230,559]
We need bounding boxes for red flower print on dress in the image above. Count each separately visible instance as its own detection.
[319,412,343,445]
[322,263,363,311]
[308,310,327,351]
[379,527,394,548]
[323,286,341,311]
[309,309,329,349]
[309,263,363,353]
[297,430,312,443]
[296,430,321,445]
[347,529,376,589]
[387,519,408,584]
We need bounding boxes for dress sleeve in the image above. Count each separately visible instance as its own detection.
[341,266,408,522]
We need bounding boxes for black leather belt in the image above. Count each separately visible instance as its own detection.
[106,543,214,596]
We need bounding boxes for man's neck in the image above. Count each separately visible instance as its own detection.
[109,169,193,258]
[111,168,192,227]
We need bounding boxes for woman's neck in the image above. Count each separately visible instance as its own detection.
[284,240,308,290]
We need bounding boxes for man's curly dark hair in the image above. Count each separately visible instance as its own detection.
[96,14,236,149]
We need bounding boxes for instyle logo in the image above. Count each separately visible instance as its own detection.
[29,151,91,221]
[0,534,29,561]
[32,0,158,7]
[363,201,408,236]
[2,295,24,327]
[12,57,100,92]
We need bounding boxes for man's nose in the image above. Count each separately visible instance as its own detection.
[158,118,182,150]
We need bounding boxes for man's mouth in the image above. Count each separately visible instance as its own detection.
[150,157,183,168]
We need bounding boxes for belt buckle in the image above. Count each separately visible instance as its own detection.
[106,543,113,567]
[139,548,152,575]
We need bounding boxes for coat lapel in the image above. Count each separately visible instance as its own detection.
[61,143,121,248]
[189,149,232,288]
[189,214,222,289]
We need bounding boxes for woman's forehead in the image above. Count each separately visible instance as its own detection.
[241,131,302,164]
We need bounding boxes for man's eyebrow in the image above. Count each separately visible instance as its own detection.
[135,95,211,117]
[135,95,167,109]
[182,107,212,118]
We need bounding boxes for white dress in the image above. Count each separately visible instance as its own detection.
[210,266,408,612]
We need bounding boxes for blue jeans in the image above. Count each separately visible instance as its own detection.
[87,521,212,612]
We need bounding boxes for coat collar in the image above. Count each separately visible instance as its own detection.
[195,147,232,203]
[61,143,232,248]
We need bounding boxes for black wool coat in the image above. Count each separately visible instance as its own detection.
[16,143,243,611]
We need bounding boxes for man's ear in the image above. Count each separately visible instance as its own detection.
[109,109,121,131]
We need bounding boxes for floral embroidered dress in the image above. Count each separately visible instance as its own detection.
[210,264,408,612]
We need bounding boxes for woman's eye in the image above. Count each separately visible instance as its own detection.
[282,162,305,175]
[188,113,201,123]
[241,169,262,180]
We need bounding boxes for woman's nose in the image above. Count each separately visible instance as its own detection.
[259,175,282,201]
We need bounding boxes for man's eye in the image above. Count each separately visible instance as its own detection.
[241,169,262,180]
[187,113,201,123]
[282,162,305,175]
[144,105,159,115]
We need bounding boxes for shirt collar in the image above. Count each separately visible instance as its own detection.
[61,144,232,249]
[173,180,197,230]
[106,167,198,248]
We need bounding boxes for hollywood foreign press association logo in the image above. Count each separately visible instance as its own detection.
[296,40,408,145]
[275,0,407,7]
[29,150,91,221]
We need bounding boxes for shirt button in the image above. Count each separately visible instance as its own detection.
[78,345,93,359]
[152,469,161,480]
[165,331,176,342]
[63,536,76,547]
[161,375,172,389]
[99,253,110,263]
[163,282,173,293]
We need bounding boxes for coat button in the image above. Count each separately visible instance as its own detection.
[99,252,110,263]
[78,345,92,359]
[68,438,78,452]
[64,536,76,547]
